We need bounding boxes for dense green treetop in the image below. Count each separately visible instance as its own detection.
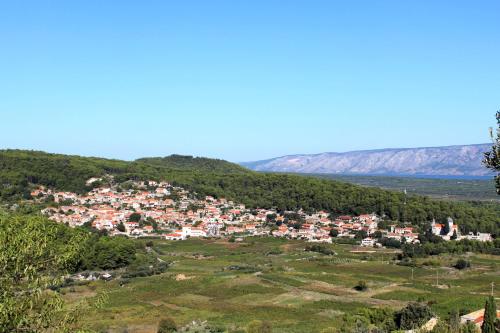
[136,154,249,174]
[0,211,89,332]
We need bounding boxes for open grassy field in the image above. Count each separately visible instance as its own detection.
[66,237,500,333]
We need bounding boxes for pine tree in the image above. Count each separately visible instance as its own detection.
[481,296,497,333]
[117,221,126,232]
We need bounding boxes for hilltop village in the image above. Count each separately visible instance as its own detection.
[33,178,492,246]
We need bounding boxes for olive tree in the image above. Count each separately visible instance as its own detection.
[0,212,102,332]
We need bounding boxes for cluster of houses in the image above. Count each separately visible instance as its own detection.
[431,218,493,242]
[272,213,382,245]
[35,181,252,238]
[33,178,493,246]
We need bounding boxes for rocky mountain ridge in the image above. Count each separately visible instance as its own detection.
[241,144,493,177]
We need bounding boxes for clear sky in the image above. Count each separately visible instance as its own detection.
[0,1,499,162]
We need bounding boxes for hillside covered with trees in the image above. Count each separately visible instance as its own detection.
[1,149,499,235]
[136,154,249,174]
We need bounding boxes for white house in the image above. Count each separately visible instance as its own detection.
[361,237,375,247]
[460,232,492,242]
[182,226,207,238]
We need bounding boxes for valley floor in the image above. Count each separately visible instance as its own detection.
[311,174,500,202]
[66,237,500,333]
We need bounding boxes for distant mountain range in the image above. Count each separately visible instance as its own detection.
[241,144,493,178]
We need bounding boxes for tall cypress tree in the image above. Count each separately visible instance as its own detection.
[481,296,497,333]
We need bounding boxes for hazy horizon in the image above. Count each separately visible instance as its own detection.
[0,142,492,164]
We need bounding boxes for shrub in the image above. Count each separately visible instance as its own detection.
[305,244,335,255]
[80,236,136,270]
[454,259,471,270]
[354,280,368,291]
[395,302,433,330]
[265,249,283,256]
[461,321,479,333]
[128,212,141,222]
[422,259,440,267]
[225,265,259,273]
[380,237,402,249]
[158,317,177,333]
[117,222,126,232]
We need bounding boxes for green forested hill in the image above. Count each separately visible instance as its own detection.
[1,149,499,235]
[136,154,249,174]
[0,150,157,195]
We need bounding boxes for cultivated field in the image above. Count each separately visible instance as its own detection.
[66,237,500,333]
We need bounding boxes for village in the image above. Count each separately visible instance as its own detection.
[33,178,492,246]
[30,178,499,330]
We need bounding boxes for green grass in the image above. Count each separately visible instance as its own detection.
[67,237,500,333]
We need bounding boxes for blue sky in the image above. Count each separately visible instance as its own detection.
[0,1,499,162]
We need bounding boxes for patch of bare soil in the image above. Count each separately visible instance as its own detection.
[302,281,355,296]
[175,273,195,281]
[317,309,345,318]
[225,275,261,286]
[280,243,297,252]
[62,286,97,303]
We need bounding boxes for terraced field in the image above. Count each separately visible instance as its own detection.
[66,237,500,332]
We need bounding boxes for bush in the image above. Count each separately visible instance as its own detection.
[305,244,335,255]
[395,302,433,330]
[129,212,141,222]
[396,257,416,267]
[356,307,396,332]
[225,265,259,273]
[265,249,283,256]
[454,259,471,270]
[117,222,126,232]
[332,237,358,245]
[461,321,479,333]
[422,259,440,267]
[79,236,136,270]
[354,280,368,291]
[380,237,402,249]
[122,258,169,279]
[158,317,177,333]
